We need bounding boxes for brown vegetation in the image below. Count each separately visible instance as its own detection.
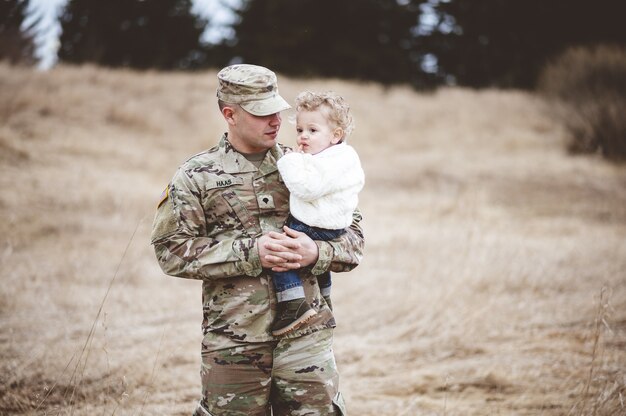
[539,45,626,161]
[0,63,625,415]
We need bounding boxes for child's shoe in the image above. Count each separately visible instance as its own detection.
[271,298,317,336]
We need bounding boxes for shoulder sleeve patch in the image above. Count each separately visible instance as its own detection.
[157,185,169,208]
[151,193,178,243]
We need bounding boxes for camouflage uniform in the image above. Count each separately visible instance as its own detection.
[151,131,364,415]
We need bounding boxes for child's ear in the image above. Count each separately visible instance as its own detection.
[332,128,344,144]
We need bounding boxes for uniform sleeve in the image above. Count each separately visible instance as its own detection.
[310,208,365,275]
[150,169,262,280]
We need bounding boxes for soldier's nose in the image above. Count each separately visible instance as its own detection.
[269,113,281,126]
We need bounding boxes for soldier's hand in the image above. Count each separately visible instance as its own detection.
[281,226,319,268]
[258,232,303,270]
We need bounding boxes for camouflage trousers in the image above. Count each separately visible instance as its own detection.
[194,328,347,416]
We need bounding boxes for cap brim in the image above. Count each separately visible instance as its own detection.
[240,94,291,116]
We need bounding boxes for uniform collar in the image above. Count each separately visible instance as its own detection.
[220,133,285,177]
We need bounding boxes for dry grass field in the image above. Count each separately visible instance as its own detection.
[1,63,625,415]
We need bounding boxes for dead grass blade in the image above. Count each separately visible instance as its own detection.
[34,218,143,414]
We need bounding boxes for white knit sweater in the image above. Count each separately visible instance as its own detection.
[277,142,365,229]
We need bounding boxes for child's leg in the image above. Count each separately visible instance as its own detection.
[317,273,332,298]
[286,216,345,311]
[317,272,333,310]
[271,270,316,337]
[272,270,305,303]
[286,216,346,241]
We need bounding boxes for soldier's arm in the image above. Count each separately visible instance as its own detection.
[151,169,261,280]
[311,208,364,275]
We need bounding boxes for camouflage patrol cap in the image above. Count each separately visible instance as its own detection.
[217,64,291,116]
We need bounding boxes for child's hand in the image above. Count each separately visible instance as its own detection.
[298,144,305,153]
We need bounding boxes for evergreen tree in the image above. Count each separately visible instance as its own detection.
[0,0,37,65]
[219,0,425,86]
[421,0,626,88]
[58,0,208,69]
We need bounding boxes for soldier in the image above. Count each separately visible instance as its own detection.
[151,64,364,416]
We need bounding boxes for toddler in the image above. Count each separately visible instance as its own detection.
[271,91,365,336]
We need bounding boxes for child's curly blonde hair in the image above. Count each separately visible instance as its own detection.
[295,91,355,140]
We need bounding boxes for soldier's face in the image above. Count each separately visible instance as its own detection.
[226,105,282,153]
[296,109,342,155]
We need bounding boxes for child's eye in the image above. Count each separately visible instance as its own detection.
[296,128,302,133]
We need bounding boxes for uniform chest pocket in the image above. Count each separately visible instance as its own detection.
[202,177,258,237]
[221,190,259,235]
[255,175,289,215]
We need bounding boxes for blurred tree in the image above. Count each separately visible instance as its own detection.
[421,0,626,88]
[0,0,37,65]
[58,0,208,69]
[53,0,626,88]
[214,0,432,87]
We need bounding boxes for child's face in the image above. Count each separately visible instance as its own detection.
[295,109,342,155]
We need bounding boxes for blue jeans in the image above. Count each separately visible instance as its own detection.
[272,216,345,302]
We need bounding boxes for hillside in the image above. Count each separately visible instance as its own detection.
[1,63,625,415]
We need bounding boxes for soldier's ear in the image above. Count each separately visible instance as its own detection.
[222,106,236,125]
